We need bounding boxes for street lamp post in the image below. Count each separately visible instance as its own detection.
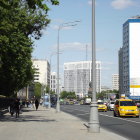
[56,21,80,113]
[48,53,55,109]
[56,25,61,112]
[88,0,100,132]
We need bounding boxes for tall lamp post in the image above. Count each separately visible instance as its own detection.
[48,53,56,109]
[56,21,80,113]
[88,0,100,132]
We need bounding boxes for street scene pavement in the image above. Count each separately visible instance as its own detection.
[0,106,128,140]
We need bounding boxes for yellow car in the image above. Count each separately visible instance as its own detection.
[113,99,139,117]
[97,101,107,112]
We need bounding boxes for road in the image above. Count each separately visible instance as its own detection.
[60,105,140,140]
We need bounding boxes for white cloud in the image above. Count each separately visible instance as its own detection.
[55,42,87,51]
[51,42,107,53]
[111,0,136,10]
[88,0,98,6]
[51,24,78,30]
[88,0,92,5]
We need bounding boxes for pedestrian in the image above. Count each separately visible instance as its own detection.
[35,99,39,111]
[9,99,15,116]
[26,100,29,107]
[14,98,20,118]
[31,100,35,108]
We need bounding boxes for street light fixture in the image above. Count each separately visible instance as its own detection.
[56,20,80,113]
[88,0,100,132]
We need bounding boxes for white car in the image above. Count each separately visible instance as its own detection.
[108,101,115,110]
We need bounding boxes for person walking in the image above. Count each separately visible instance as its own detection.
[14,98,20,118]
[35,99,39,111]
[9,99,15,116]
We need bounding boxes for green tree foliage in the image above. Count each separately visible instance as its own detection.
[34,82,42,98]
[60,91,76,99]
[97,90,119,100]
[0,0,59,96]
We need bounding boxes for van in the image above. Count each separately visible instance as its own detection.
[113,99,139,117]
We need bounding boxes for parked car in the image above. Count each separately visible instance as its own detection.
[113,99,139,118]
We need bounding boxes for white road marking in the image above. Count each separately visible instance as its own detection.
[99,113,140,124]
[76,113,89,116]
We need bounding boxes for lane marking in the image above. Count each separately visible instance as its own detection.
[99,113,140,124]
[76,113,89,116]
[61,106,88,113]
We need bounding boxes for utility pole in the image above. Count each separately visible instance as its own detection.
[88,0,100,133]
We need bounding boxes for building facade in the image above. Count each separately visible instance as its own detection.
[32,59,50,86]
[64,61,101,97]
[50,72,57,93]
[119,16,140,98]
[112,74,119,90]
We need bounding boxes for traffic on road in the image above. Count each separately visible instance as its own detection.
[60,103,140,140]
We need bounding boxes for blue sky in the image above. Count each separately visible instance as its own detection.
[32,0,140,87]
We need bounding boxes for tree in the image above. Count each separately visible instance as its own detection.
[0,0,59,96]
[60,91,76,99]
[34,82,42,98]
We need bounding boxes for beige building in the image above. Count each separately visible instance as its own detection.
[112,74,119,90]
[32,59,50,86]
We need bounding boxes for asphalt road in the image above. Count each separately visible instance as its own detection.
[60,105,140,140]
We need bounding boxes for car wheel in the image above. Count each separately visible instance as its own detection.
[136,116,139,118]
[118,111,120,117]
[113,111,117,117]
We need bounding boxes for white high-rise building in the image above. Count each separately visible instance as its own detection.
[50,72,57,93]
[119,16,140,98]
[64,61,101,97]
[32,59,50,86]
[112,74,119,90]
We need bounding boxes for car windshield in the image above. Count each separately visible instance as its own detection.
[111,102,115,104]
[98,102,104,104]
[120,101,135,106]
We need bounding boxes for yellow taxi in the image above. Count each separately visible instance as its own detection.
[97,101,107,112]
[113,99,139,117]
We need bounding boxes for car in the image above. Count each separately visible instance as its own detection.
[113,99,139,117]
[108,101,115,111]
[135,100,140,108]
[97,101,107,112]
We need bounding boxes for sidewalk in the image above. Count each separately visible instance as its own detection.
[0,106,128,140]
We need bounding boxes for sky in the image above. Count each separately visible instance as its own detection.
[32,0,140,87]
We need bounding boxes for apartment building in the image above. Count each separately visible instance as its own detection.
[112,74,119,90]
[64,61,101,97]
[50,72,57,93]
[32,59,50,86]
[119,16,140,98]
